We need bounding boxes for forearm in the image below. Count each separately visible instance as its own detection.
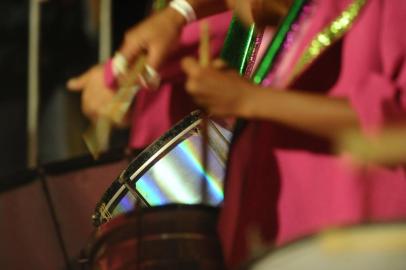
[242,87,360,139]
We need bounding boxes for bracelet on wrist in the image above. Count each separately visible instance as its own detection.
[168,0,197,24]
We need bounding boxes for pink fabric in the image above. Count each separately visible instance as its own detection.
[277,0,406,244]
[129,11,232,149]
[219,0,406,268]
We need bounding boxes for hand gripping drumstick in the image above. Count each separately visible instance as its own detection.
[83,55,151,159]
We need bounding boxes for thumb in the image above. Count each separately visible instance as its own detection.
[66,70,90,91]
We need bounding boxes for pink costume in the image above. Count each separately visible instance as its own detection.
[129,11,232,149]
[218,0,406,268]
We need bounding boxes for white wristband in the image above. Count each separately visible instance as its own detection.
[169,0,197,24]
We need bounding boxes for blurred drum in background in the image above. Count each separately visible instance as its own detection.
[245,222,406,270]
[86,204,224,270]
[92,111,231,226]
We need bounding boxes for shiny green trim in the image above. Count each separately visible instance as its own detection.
[221,16,257,75]
[252,0,307,85]
[239,24,256,75]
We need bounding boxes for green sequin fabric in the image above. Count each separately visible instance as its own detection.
[292,0,367,80]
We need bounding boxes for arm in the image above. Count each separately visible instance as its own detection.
[68,0,228,122]
[239,86,360,139]
[119,0,228,69]
[182,57,360,140]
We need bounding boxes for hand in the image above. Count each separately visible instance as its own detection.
[119,7,187,69]
[67,65,114,122]
[181,57,257,117]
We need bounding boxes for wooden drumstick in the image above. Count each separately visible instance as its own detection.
[199,21,210,204]
[199,21,210,67]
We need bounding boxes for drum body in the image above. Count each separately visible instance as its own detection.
[93,111,231,226]
[246,222,406,270]
[88,204,225,270]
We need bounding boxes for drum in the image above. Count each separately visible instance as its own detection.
[245,222,406,270]
[86,204,225,270]
[92,111,231,226]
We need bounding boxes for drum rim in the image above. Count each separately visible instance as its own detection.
[124,111,203,183]
[93,111,205,226]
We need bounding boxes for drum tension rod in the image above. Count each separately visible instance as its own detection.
[118,171,149,207]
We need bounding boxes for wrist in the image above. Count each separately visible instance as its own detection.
[164,5,189,31]
[239,85,264,119]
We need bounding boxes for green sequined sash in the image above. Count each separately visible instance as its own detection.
[252,0,308,84]
[252,0,367,85]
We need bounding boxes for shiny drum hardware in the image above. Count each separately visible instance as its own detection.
[92,111,231,227]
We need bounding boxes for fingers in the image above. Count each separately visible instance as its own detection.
[182,57,206,95]
[66,70,90,92]
[182,57,228,76]
[119,27,155,68]
[119,30,143,65]
[146,46,166,70]
[119,44,143,68]
[181,57,201,77]
[212,59,228,70]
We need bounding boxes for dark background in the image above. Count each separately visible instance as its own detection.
[0,0,150,183]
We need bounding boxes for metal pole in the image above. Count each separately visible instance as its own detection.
[99,0,112,62]
[27,0,42,168]
[28,4,73,268]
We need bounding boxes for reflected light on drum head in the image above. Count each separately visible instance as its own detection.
[93,112,229,226]
[135,134,224,206]
[178,138,224,199]
[111,193,137,216]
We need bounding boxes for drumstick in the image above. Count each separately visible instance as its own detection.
[199,21,210,67]
[199,21,210,204]
[83,117,112,160]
